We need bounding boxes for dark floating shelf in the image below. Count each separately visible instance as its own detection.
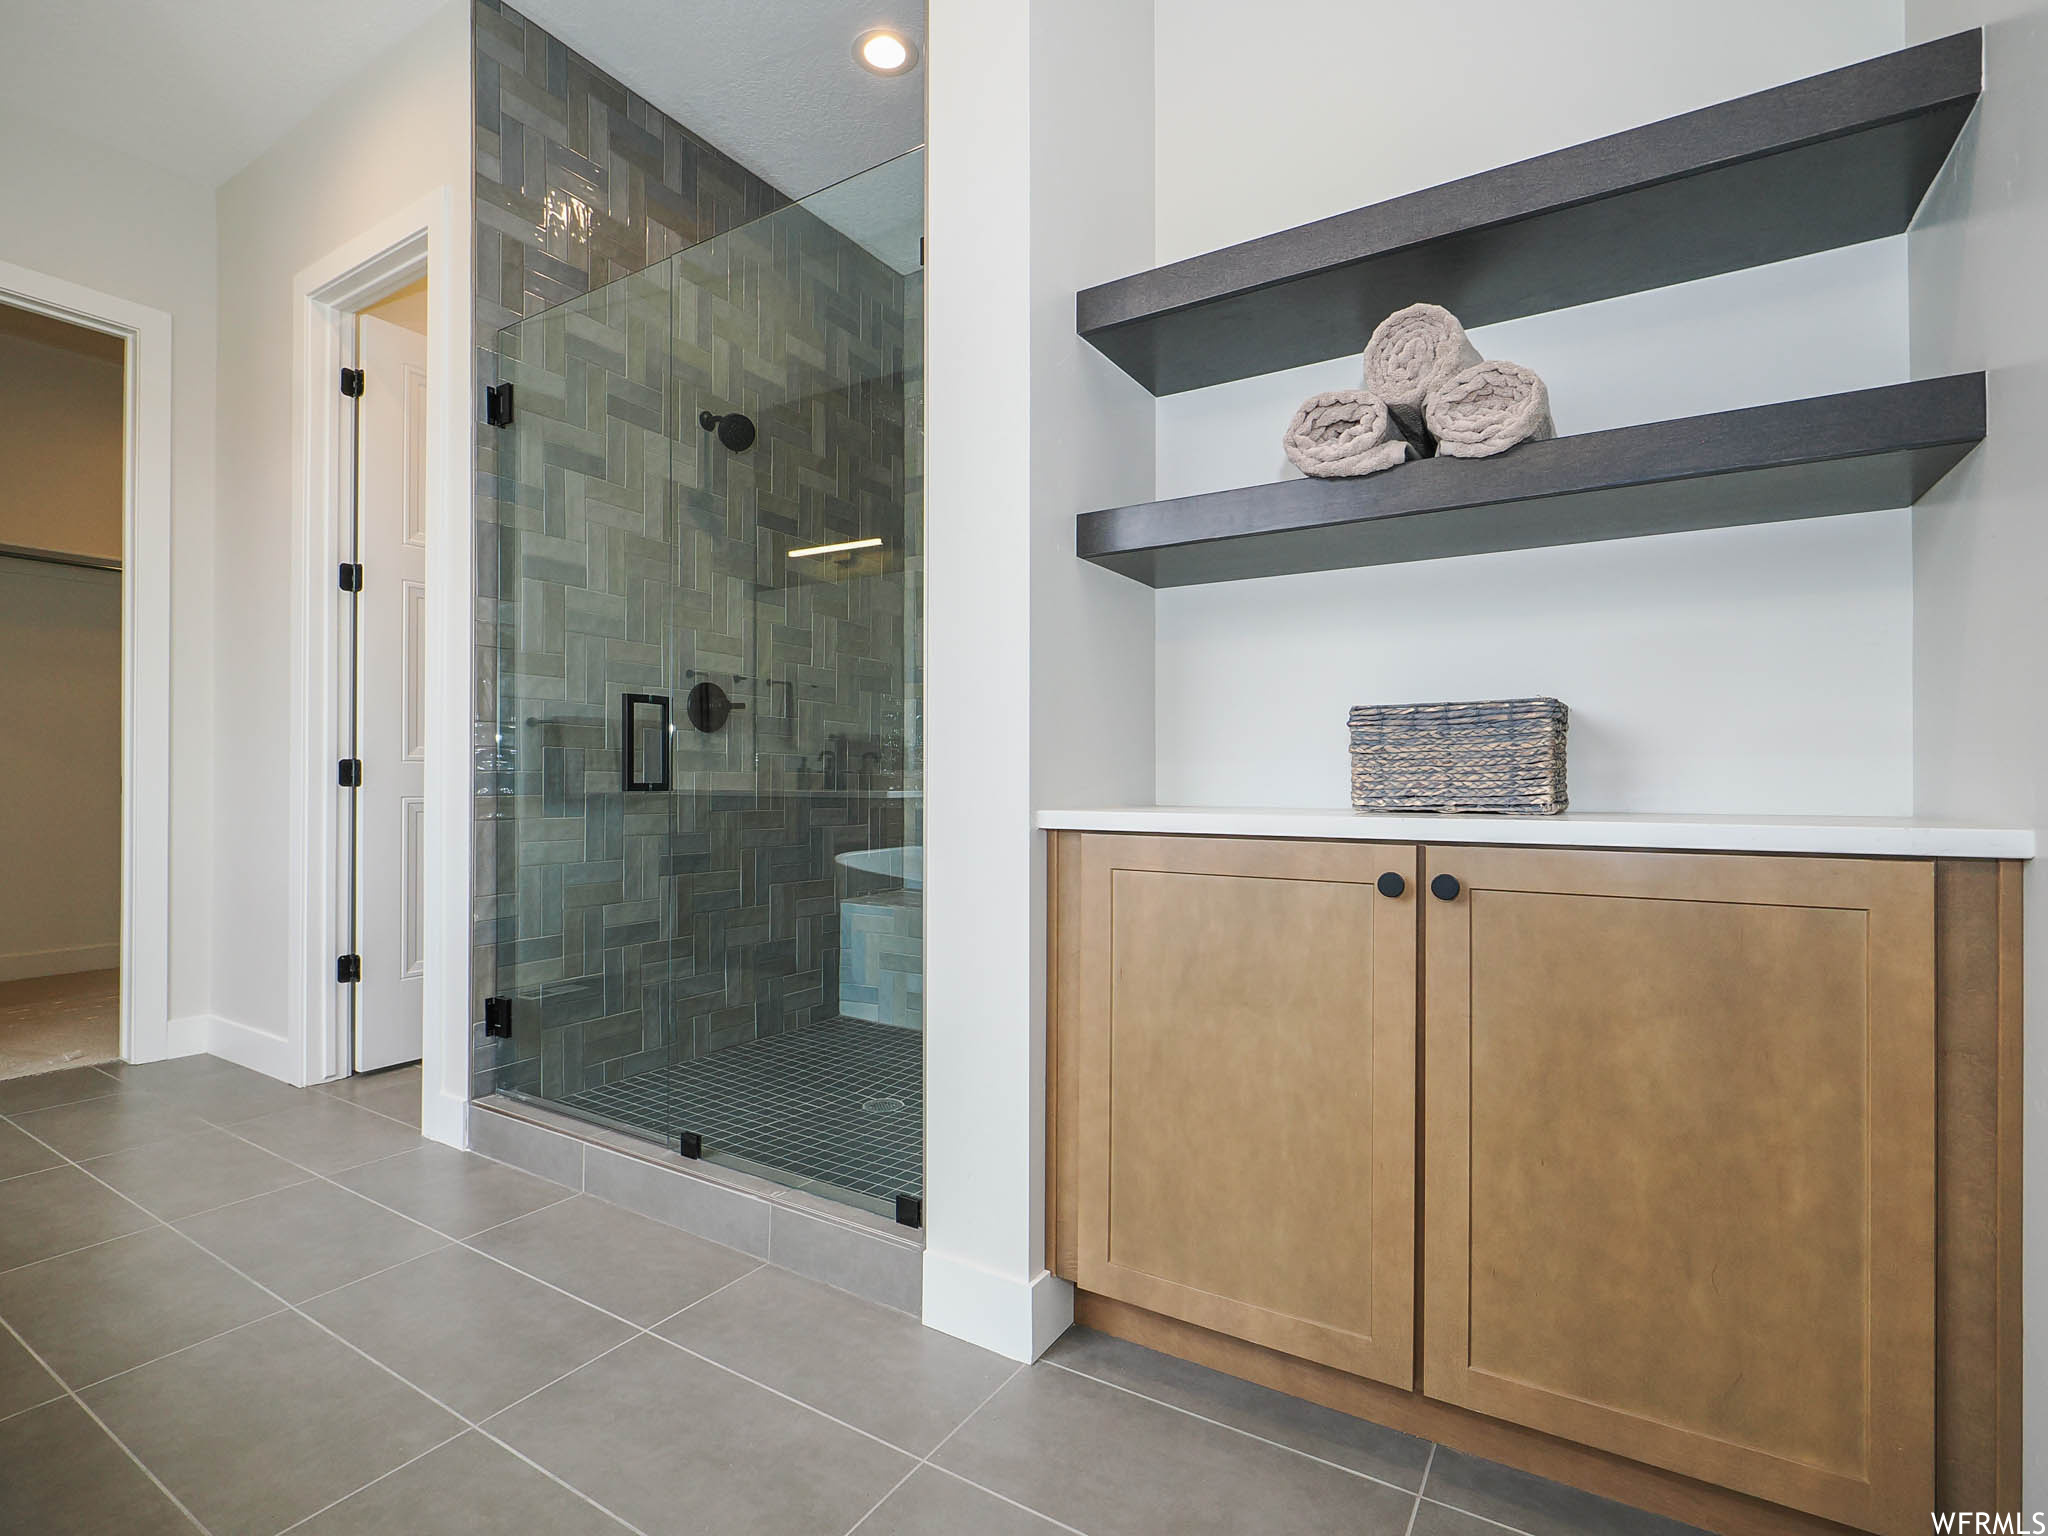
[1079,32,1981,396]
[1076,376,1985,589]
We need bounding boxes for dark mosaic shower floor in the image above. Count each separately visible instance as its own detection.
[560,1018,923,1204]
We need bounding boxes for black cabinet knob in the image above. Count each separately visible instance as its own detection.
[1430,873,1461,902]
[1376,871,1406,898]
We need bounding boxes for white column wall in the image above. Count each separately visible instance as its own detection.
[922,0,1157,1359]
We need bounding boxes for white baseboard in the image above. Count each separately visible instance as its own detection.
[163,1014,212,1059]
[922,1250,1075,1361]
[0,943,120,983]
[422,1088,467,1149]
[196,1014,298,1083]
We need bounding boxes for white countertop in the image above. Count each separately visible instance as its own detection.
[1035,806,2035,860]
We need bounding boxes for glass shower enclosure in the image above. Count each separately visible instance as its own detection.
[476,151,924,1224]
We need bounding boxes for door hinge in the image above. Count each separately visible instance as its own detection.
[484,381,515,428]
[678,1130,703,1159]
[894,1194,923,1230]
[340,367,365,398]
[483,996,514,1038]
[338,562,363,592]
[338,758,362,788]
[337,953,362,984]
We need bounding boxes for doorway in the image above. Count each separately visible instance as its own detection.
[344,282,429,1075]
[0,300,126,1080]
[283,193,463,1141]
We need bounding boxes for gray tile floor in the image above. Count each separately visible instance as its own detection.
[0,1055,1704,1536]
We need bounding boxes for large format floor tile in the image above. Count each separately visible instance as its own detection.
[297,1431,632,1535]
[1045,1327,1434,1490]
[1422,1447,1711,1536]
[0,1323,63,1421]
[0,1165,154,1272]
[855,1467,1072,1535]
[0,1118,61,1181]
[0,1227,280,1388]
[660,1264,1015,1455]
[469,1193,759,1325]
[1412,1500,1532,1535]
[82,1127,308,1220]
[306,1245,634,1420]
[98,1055,246,1092]
[488,1334,914,1536]
[227,1096,422,1173]
[83,1311,461,1536]
[0,1398,198,1536]
[174,1178,448,1302]
[9,1094,209,1161]
[316,1065,424,1128]
[333,1143,570,1238]
[124,1062,315,1126]
[936,1364,1420,1536]
[0,1065,118,1116]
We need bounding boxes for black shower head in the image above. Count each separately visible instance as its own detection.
[699,409,757,453]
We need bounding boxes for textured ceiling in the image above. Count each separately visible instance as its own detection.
[0,0,923,197]
[512,0,926,198]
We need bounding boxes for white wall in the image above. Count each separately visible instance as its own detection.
[923,0,1156,1358]
[0,107,219,1026]
[1149,1,1917,816]
[1156,1,1908,266]
[1155,243,1917,813]
[208,1,469,1067]
[0,560,122,981]
[1903,0,2048,1502]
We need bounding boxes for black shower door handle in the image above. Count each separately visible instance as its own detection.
[621,693,672,792]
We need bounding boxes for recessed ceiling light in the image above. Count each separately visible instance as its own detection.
[854,28,918,76]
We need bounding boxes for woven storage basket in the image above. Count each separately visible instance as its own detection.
[1347,698,1569,815]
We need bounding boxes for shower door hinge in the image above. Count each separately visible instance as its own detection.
[483,996,514,1038]
[485,382,515,428]
[338,562,364,592]
[338,758,362,788]
[337,953,362,984]
[895,1194,923,1230]
[340,367,365,398]
[678,1131,702,1159]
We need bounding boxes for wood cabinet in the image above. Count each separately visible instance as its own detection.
[1048,833,2022,1536]
[1059,835,1418,1387]
[1420,848,1933,1534]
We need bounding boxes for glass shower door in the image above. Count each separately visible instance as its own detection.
[653,151,926,1221]
[480,259,685,1141]
[481,150,926,1226]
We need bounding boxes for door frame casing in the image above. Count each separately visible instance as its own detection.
[0,258,173,1065]
[285,189,469,1145]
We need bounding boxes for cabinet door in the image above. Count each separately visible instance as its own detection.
[1072,834,1417,1388]
[1421,847,1934,1535]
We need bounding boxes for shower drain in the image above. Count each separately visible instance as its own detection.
[862,1095,906,1116]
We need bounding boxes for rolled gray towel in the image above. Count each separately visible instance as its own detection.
[1424,360,1555,458]
[1282,390,1418,478]
[1363,302,1482,434]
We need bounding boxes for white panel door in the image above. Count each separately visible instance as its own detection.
[355,313,427,1070]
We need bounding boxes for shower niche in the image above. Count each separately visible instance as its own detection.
[478,151,925,1223]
